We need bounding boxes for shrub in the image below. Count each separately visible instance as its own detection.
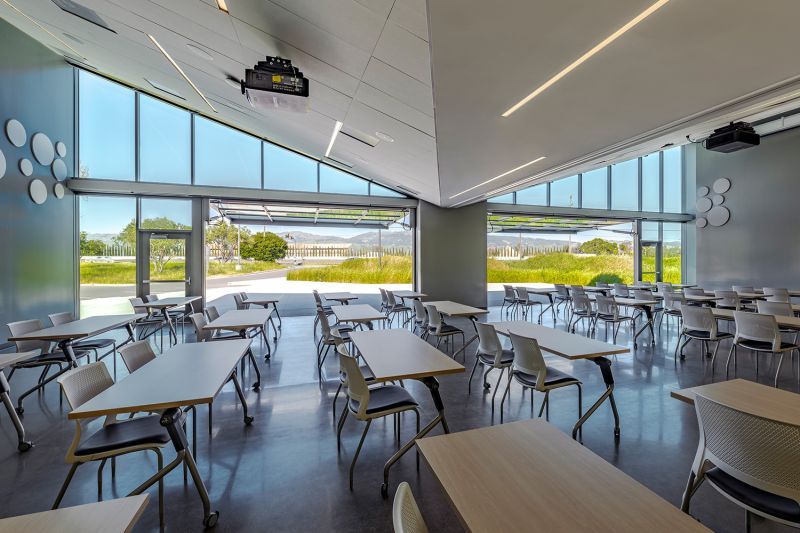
[578,238,618,255]
[240,232,288,262]
[588,273,623,285]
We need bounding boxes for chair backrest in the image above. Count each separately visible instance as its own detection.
[412,299,427,325]
[632,289,655,301]
[684,288,706,297]
[7,319,52,353]
[612,284,629,297]
[189,313,213,342]
[340,351,370,419]
[714,290,740,310]
[317,308,333,338]
[656,282,673,294]
[189,298,203,313]
[118,340,156,373]
[233,293,246,310]
[568,285,585,296]
[205,306,220,322]
[554,284,569,298]
[509,332,547,389]
[475,322,503,365]
[693,394,800,505]
[379,288,389,306]
[424,304,443,331]
[733,310,780,350]
[680,305,717,336]
[312,290,323,305]
[595,295,618,318]
[764,288,790,303]
[386,290,399,307]
[664,292,687,312]
[129,297,149,314]
[144,294,159,303]
[732,285,754,294]
[58,361,113,410]
[393,481,429,533]
[503,285,516,299]
[516,286,529,300]
[757,300,793,317]
[48,311,75,326]
[572,293,592,314]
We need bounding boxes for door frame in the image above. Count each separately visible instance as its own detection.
[640,240,663,283]
[137,230,192,298]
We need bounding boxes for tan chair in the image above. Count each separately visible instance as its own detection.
[393,481,429,533]
[682,394,800,530]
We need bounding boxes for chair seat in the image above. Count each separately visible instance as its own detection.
[737,339,798,352]
[478,349,514,366]
[331,328,351,340]
[349,385,418,415]
[72,338,115,350]
[429,324,462,335]
[706,467,800,524]
[389,305,411,312]
[514,367,580,388]
[596,313,629,322]
[15,349,90,367]
[684,330,733,340]
[76,415,170,456]
[340,364,375,383]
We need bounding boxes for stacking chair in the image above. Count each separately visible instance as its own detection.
[612,283,630,298]
[200,306,240,341]
[118,340,156,374]
[683,287,708,306]
[313,290,335,334]
[467,322,513,414]
[393,482,429,533]
[233,292,248,310]
[732,285,755,294]
[316,308,353,372]
[128,298,166,342]
[656,282,673,294]
[500,285,521,318]
[49,312,118,378]
[728,311,800,386]
[674,305,732,375]
[379,288,390,313]
[337,351,420,489]
[568,293,594,335]
[385,290,412,327]
[53,362,169,523]
[332,341,375,437]
[411,299,428,336]
[632,288,661,323]
[764,288,791,303]
[553,284,571,320]
[681,394,800,531]
[659,292,686,332]
[499,332,582,425]
[515,287,543,322]
[205,305,221,322]
[714,290,742,311]
[757,300,798,340]
[593,295,634,343]
[423,304,465,356]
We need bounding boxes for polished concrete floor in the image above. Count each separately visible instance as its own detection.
[1,304,797,532]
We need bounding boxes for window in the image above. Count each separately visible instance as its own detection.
[663,147,682,213]
[78,70,135,180]
[140,198,192,229]
[642,221,660,241]
[263,143,317,192]
[641,152,660,212]
[194,117,261,188]
[581,168,608,209]
[611,159,638,211]
[370,183,403,197]
[488,192,514,203]
[516,183,548,205]
[139,95,191,184]
[319,164,368,195]
[550,175,578,207]
[662,222,682,283]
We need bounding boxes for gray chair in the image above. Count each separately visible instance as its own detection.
[411,299,428,336]
[332,340,375,441]
[612,283,630,298]
[118,340,156,374]
[757,300,798,339]
[674,305,732,376]
[200,306,240,340]
[593,295,634,343]
[553,284,571,320]
[727,311,799,386]
[49,312,118,378]
[732,285,755,294]
[128,297,166,342]
[385,290,412,327]
[499,332,582,425]
[764,288,791,303]
[684,287,707,297]
[379,288,389,313]
[316,308,352,372]
[714,290,741,311]
[500,285,521,318]
[660,292,686,332]
[656,282,674,294]
[467,322,513,414]
[515,287,543,322]
[312,290,335,334]
[568,293,594,335]
[424,304,465,356]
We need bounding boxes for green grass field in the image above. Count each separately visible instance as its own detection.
[80,260,284,284]
[287,256,413,284]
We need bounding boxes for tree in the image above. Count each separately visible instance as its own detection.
[117,217,189,273]
[79,231,106,256]
[578,238,618,255]
[207,221,250,263]
[240,231,288,262]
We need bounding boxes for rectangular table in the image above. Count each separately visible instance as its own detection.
[0,494,149,533]
[69,339,253,528]
[417,419,709,533]
[392,290,427,300]
[710,307,800,329]
[515,286,559,324]
[423,301,489,359]
[204,309,272,380]
[490,321,629,439]
[0,350,40,452]
[8,314,142,413]
[321,292,358,305]
[143,296,202,345]
[653,292,721,304]
[242,293,282,339]
[350,329,464,496]
[332,304,387,329]
[670,379,800,424]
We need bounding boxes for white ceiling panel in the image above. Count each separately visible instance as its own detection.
[373,21,431,86]
[354,84,435,136]
[362,58,433,115]
[388,0,429,42]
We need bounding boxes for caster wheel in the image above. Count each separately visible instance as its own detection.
[15,407,23,416]
[244,416,254,425]
[18,441,33,452]
[483,382,491,390]
[273,337,278,342]
[252,382,260,390]
[264,356,271,361]
[614,428,621,439]
[380,483,389,498]
[633,343,638,349]
[203,511,219,528]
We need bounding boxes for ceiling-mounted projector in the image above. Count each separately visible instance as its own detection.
[241,56,309,113]
[704,122,760,153]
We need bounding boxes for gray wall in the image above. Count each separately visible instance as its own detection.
[0,20,76,341]
[416,200,487,308]
[693,127,800,289]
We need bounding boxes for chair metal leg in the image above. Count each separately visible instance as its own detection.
[97,458,107,499]
[349,419,372,490]
[467,355,481,394]
[332,382,342,420]
[775,351,785,387]
[538,391,549,418]
[499,371,513,423]
[337,407,349,450]
[52,463,80,509]
[491,367,506,414]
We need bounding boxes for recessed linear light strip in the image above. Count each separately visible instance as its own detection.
[325,121,344,158]
[147,34,217,113]
[449,156,546,199]
[1,0,85,58]
[216,0,229,13]
[501,0,671,117]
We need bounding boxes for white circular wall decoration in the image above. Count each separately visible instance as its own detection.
[52,158,68,181]
[55,141,67,158]
[697,186,710,197]
[707,206,730,227]
[5,118,26,147]
[712,177,731,194]
[696,217,708,228]
[0,148,5,179]
[29,179,47,204]
[53,182,65,199]
[19,158,33,176]
[696,197,712,213]
[711,194,725,206]
[32,132,55,166]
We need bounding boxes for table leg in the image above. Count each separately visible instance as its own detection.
[15,338,81,414]
[538,294,556,325]
[162,309,178,346]
[128,408,219,528]
[632,305,656,349]
[229,372,254,424]
[571,357,620,440]
[271,303,282,330]
[239,330,262,388]
[450,316,480,360]
[381,376,449,498]
[1,370,32,452]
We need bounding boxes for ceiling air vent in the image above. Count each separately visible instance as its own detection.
[340,127,379,148]
[146,79,185,100]
[396,185,420,195]
[326,156,354,168]
[51,0,116,33]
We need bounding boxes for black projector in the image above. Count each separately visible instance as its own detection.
[704,122,760,153]
[242,57,309,113]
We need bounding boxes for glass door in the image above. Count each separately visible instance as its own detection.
[640,241,662,283]
[140,231,190,298]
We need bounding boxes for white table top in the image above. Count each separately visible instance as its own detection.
[0,350,41,370]
[0,495,149,533]
[69,339,251,419]
[490,321,629,360]
[331,304,386,323]
[653,292,720,302]
[203,309,272,331]
[243,293,281,305]
[392,290,427,299]
[321,292,357,301]
[8,314,144,342]
[143,296,201,309]
[423,300,488,317]
[350,329,464,381]
[709,308,800,329]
